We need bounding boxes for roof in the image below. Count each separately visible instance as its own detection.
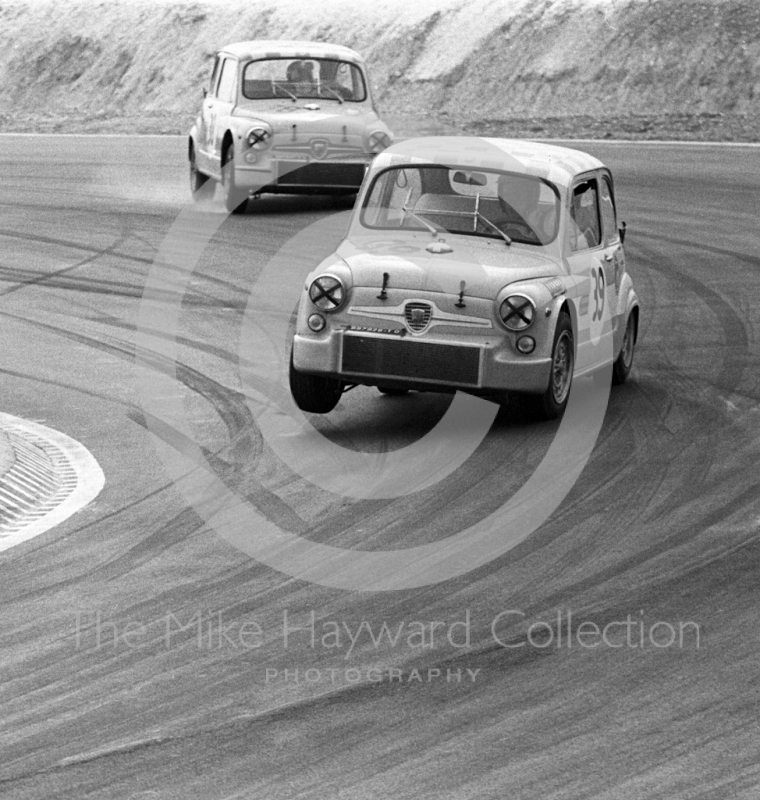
[218,40,365,64]
[371,137,605,188]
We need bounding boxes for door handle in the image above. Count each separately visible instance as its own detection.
[604,253,614,261]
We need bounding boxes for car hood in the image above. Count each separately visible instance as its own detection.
[336,234,562,299]
[234,103,379,135]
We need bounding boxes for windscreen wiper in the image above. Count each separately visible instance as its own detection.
[318,84,344,104]
[272,81,297,102]
[475,211,512,245]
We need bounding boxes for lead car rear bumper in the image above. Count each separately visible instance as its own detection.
[292,332,552,394]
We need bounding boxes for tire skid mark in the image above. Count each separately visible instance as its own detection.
[0,232,130,297]
[0,366,143,409]
[483,229,758,588]
[640,230,760,272]
[633,238,752,398]
[0,226,154,267]
[0,223,242,305]
[0,308,310,573]
[504,232,760,603]
[513,483,760,621]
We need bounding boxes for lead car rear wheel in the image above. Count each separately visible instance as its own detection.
[537,312,574,420]
[289,350,343,414]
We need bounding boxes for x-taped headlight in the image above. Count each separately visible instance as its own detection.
[499,294,536,331]
[246,125,272,149]
[368,130,392,154]
[309,275,345,311]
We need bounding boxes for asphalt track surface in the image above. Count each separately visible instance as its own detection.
[1,135,759,799]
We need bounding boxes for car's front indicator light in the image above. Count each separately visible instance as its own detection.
[516,335,536,354]
[499,294,535,331]
[308,313,326,332]
[309,275,345,311]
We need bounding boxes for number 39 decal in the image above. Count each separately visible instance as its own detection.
[591,265,605,322]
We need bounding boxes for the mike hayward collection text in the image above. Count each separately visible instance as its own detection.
[72,608,700,654]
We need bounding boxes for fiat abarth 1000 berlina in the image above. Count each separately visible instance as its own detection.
[188,40,394,213]
[289,137,640,419]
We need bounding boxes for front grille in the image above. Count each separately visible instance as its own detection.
[341,335,481,386]
[404,302,432,333]
[276,161,365,187]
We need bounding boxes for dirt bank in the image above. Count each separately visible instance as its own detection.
[1,0,758,140]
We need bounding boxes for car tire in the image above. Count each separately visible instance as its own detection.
[289,350,343,414]
[221,144,248,215]
[189,149,213,201]
[537,312,574,420]
[612,312,636,385]
[378,386,409,396]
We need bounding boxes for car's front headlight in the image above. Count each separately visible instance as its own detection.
[367,130,392,154]
[498,293,536,331]
[245,124,273,149]
[309,275,346,311]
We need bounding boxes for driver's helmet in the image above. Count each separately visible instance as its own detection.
[286,60,304,82]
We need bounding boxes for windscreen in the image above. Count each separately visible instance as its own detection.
[361,165,560,246]
[242,58,367,102]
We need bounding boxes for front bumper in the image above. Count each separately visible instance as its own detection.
[293,330,552,394]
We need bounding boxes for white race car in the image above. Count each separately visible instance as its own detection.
[188,40,394,212]
[290,137,639,418]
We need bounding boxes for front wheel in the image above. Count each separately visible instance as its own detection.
[612,312,636,385]
[189,150,213,201]
[537,312,574,420]
[221,144,248,214]
[289,350,343,414]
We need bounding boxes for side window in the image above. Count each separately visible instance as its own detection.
[363,168,422,227]
[600,175,618,244]
[570,179,601,251]
[208,56,221,96]
[216,58,238,103]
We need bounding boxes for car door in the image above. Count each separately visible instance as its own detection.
[599,170,624,349]
[564,174,612,373]
[197,55,221,173]
[209,56,238,169]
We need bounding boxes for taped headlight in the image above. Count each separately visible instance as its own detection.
[368,130,392,154]
[246,125,272,149]
[309,275,345,311]
[499,294,536,331]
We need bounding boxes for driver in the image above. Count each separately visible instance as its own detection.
[497,174,552,242]
[285,60,316,94]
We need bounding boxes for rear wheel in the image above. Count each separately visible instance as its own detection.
[289,350,343,414]
[221,143,248,214]
[612,312,636,385]
[537,312,574,420]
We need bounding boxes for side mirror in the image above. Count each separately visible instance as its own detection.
[619,221,627,244]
